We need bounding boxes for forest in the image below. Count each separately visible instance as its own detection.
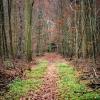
[0,0,100,100]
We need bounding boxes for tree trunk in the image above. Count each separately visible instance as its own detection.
[25,0,34,61]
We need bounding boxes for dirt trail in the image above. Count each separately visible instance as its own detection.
[21,53,60,100]
[30,63,58,100]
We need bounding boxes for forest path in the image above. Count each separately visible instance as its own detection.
[4,53,100,100]
[29,62,58,100]
[20,53,63,100]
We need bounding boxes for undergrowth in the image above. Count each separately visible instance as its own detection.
[5,60,48,100]
[57,63,100,100]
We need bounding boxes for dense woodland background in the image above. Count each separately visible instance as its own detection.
[0,0,100,61]
[0,0,100,78]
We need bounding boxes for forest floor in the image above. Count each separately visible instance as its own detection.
[19,53,64,100]
[0,53,100,100]
[21,60,59,100]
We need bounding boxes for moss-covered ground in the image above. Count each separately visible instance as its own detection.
[5,60,48,100]
[57,63,100,100]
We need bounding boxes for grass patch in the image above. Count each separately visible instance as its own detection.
[5,60,48,100]
[57,63,100,100]
[26,60,48,79]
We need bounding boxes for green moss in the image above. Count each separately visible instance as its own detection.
[7,78,42,99]
[5,60,48,100]
[26,60,48,79]
[57,63,100,100]
[79,92,100,100]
